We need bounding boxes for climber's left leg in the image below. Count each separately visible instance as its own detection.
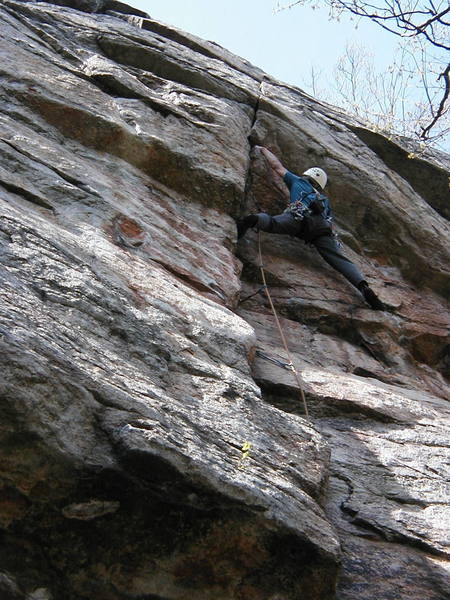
[237,212,301,239]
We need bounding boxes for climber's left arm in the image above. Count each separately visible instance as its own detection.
[255,146,287,178]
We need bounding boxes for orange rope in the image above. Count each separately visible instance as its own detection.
[257,231,310,419]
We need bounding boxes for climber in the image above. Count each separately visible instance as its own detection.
[237,146,384,310]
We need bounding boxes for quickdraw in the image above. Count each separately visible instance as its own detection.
[238,285,267,306]
[255,349,294,371]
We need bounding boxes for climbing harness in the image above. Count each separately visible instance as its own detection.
[257,231,310,419]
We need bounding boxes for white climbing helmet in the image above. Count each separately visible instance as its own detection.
[303,167,327,190]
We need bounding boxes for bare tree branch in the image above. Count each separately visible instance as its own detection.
[279,1,449,48]
[420,64,450,139]
[278,1,450,143]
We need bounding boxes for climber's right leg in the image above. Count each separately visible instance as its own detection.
[313,235,385,310]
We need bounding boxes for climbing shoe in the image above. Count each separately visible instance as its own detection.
[237,214,258,239]
[358,281,385,310]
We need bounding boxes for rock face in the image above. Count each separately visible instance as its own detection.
[0,1,448,599]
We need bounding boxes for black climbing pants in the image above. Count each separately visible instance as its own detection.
[255,212,365,289]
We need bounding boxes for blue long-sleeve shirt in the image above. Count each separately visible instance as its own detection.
[284,171,333,220]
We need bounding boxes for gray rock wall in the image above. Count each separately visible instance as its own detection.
[0,1,448,599]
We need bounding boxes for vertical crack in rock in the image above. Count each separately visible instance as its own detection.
[241,77,268,218]
[250,78,267,130]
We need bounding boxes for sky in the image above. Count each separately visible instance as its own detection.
[124,0,399,94]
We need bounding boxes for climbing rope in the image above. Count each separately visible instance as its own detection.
[257,230,310,419]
